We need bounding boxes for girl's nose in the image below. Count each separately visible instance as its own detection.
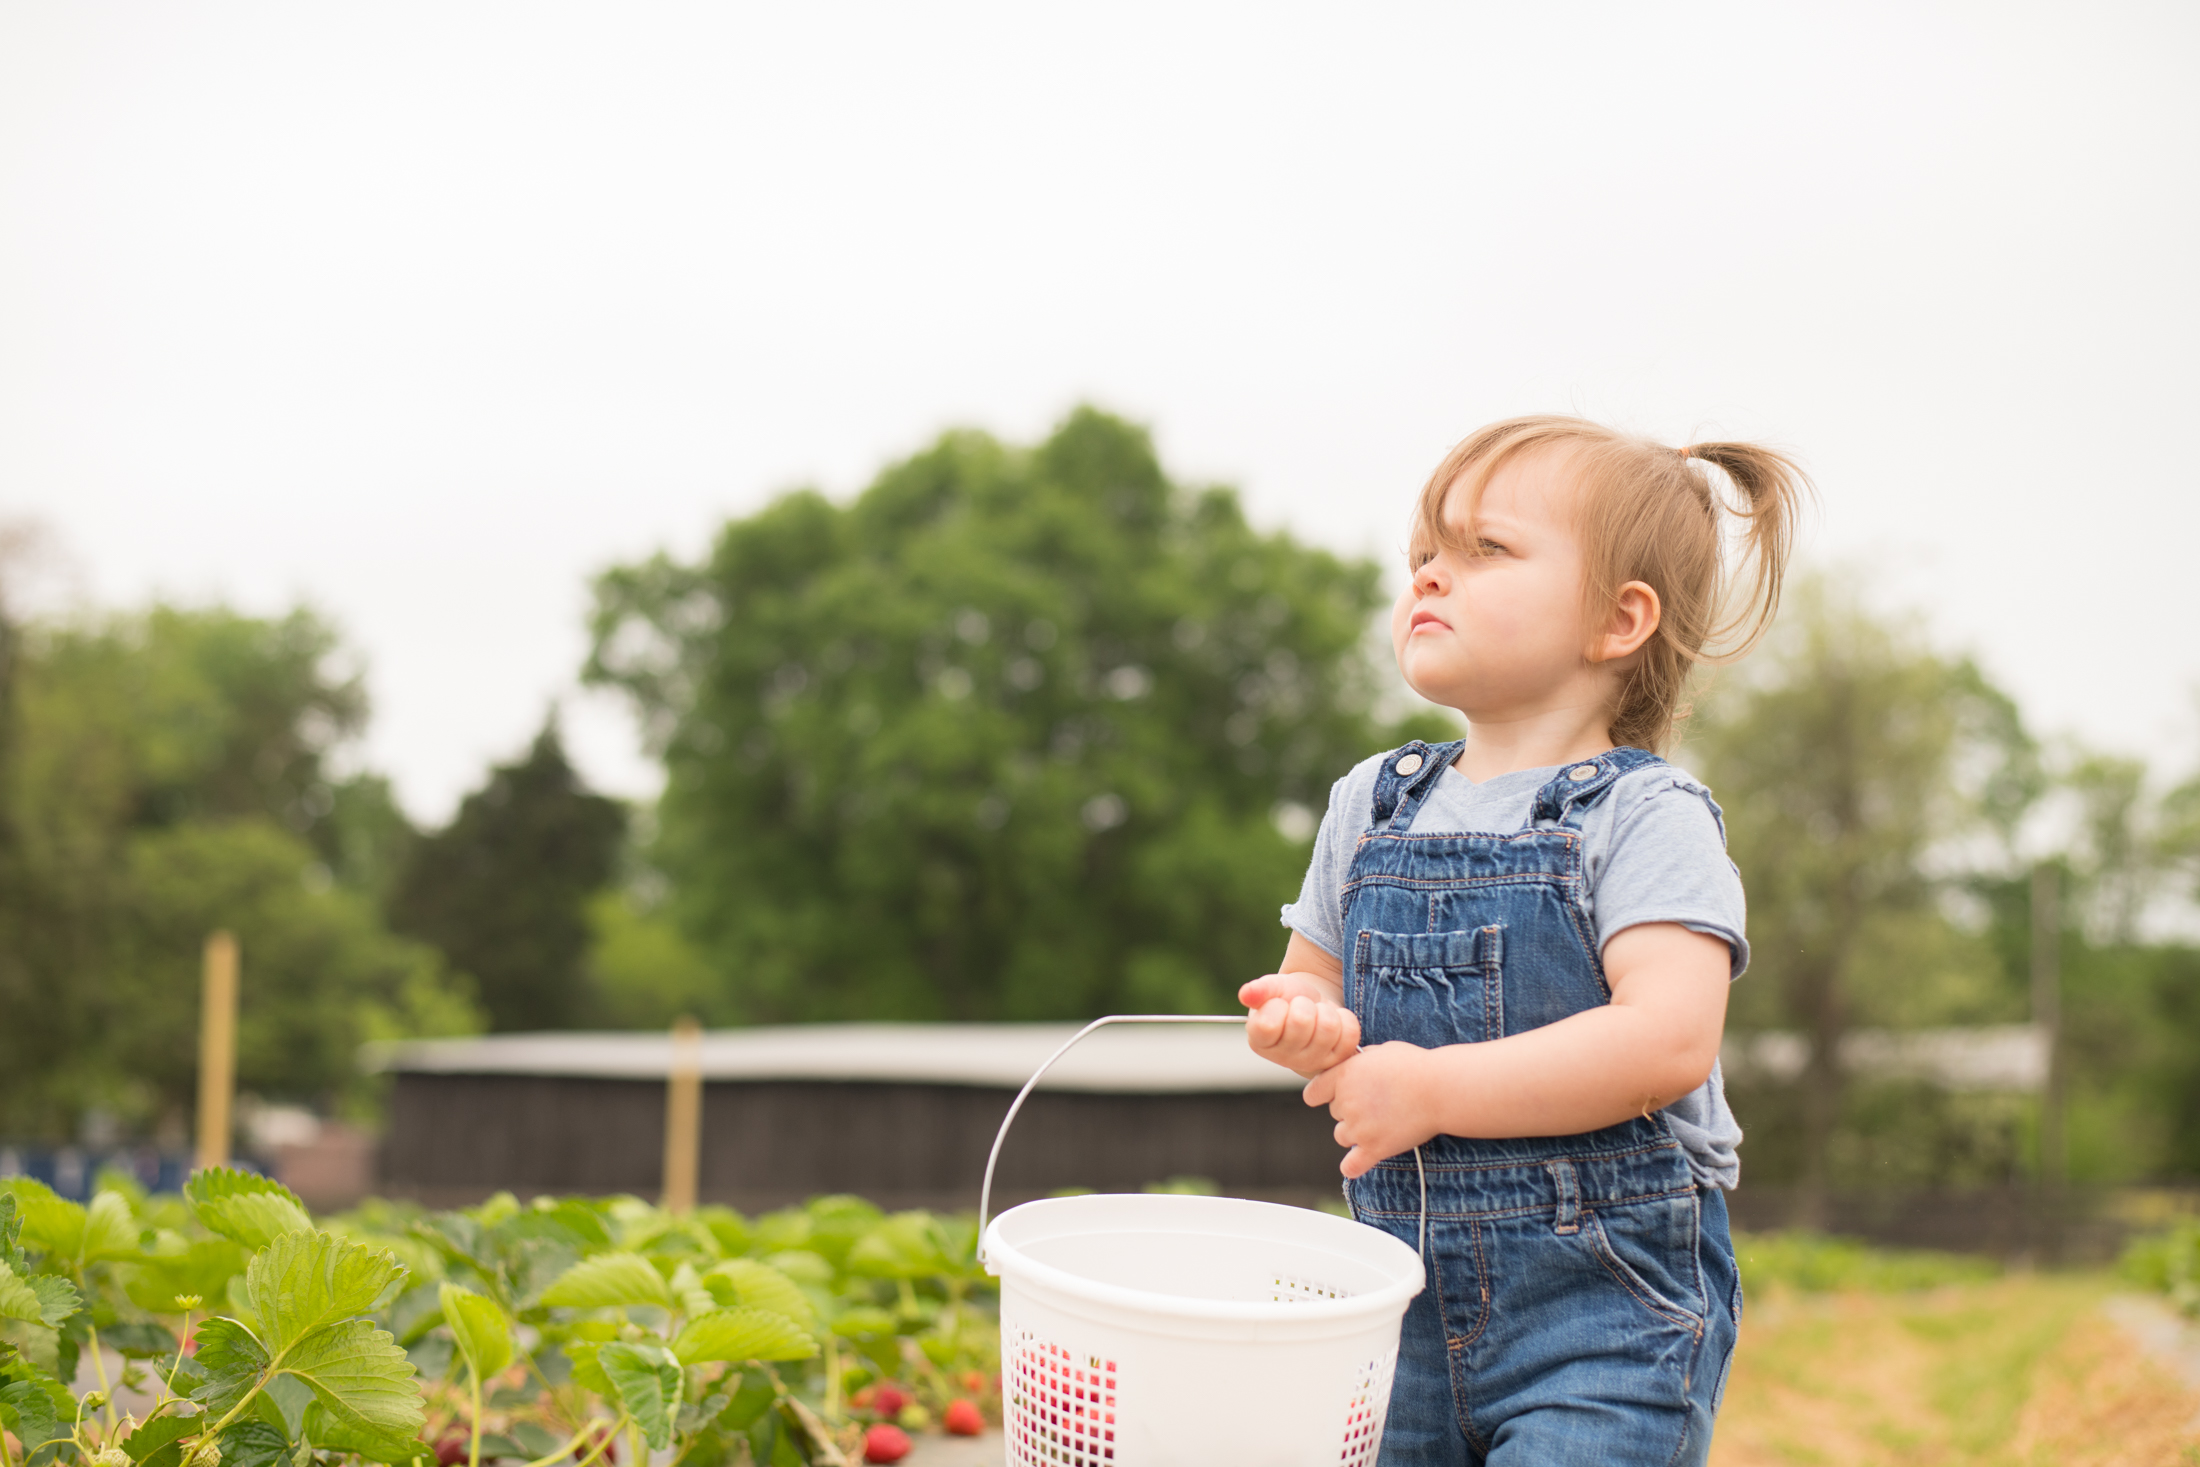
[1414,555,1448,596]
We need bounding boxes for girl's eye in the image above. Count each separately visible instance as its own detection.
[1477,539,1508,556]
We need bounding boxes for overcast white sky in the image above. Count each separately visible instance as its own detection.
[3,3,2195,822]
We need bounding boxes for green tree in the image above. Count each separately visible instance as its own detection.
[0,599,478,1138]
[116,820,480,1123]
[586,406,1435,1023]
[389,720,626,1031]
[1685,575,2039,1215]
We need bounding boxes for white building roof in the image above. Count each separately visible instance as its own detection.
[1721,1024,2050,1092]
[361,1022,1303,1094]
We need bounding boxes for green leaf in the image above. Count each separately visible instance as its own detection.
[758,1250,831,1290]
[562,1341,612,1398]
[188,1317,272,1414]
[597,1341,681,1450]
[701,1260,814,1332]
[280,1318,426,1444]
[0,1180,86,1260]
[0,1265,78,1327]
[260,1372,314,1438]
[301,1399,429,1463]
[494,1201,615,1258]
[246,1232,407,1355]
[845,1213,948,1280]
[121,1408,205,1466]
[185,1170,314,1251]
[537,1252,670,1311]
[2,1320,62,1378]
[127,1239,249,1317]
[0,1194,26,1271]
[719,1370,776,1430]
[0,1375,71,1455]
[670,1307,816,1366]
[436,1283,513,1380]
[29,1273,81,1327]
[101,1320,178,1357]
[828,1305,896,1339]
[216,1419,290,1467]
[81,1190,143,1263]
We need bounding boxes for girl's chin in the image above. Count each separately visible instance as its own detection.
[1397,666,1470,710]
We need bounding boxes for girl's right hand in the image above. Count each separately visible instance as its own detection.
[1241,975,1361,1079]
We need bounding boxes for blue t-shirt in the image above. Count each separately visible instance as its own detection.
[1280,752,1749,1188]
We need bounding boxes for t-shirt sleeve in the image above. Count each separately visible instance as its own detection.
[1590,773,1750,979]
[1277,763,1373,959]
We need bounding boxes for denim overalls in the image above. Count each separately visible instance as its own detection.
[1341,740,1741,1467]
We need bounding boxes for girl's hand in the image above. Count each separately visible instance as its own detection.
[1242,986,1361,1078]
[1303,1042,1442,1178]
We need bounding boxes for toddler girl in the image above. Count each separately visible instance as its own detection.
[1241,416,1805,1466]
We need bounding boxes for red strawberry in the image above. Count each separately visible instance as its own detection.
[959,1370,986,1395]
[943,1399,984,1436]
[871,1383,912,1418]
[434,1435,469,1466]
[849,1384,877,1410]
[861,1424,912,1464]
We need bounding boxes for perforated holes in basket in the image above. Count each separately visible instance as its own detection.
[1006,1328,1118,1466]
[1338,1351,1396,1466]
[1269,1272,1353,1303]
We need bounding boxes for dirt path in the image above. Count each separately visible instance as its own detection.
[1710,1276,2200,1467]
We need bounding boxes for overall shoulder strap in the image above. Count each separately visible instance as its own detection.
[1369,739,1466,832]
[1530,746,1666,829]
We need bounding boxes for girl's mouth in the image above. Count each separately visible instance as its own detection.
[1409,609,1449,633]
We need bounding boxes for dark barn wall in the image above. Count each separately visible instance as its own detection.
[382,1073,1346,1212]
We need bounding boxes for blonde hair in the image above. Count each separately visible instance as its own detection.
[1409,415,1809,752]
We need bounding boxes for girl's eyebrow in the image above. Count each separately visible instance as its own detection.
[1463,511,1524,539]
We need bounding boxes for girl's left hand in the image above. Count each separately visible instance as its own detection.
[1302,1042,1441,1178]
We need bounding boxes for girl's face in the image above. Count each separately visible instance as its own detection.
[1391,449,1602,721]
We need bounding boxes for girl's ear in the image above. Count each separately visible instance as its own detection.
[1590,580,1661,664]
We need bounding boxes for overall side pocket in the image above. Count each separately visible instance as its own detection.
[1583,1192,1709,1336]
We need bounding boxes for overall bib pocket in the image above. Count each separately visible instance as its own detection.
[1350,925,1506,1050]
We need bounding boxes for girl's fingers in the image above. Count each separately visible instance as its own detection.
[1302,1066,1337,1107]
[1320,1005,1359,1063]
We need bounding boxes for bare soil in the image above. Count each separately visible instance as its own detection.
[1710,1276,2200,1467]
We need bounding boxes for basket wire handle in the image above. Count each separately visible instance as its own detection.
[977,1014,1248,1249]
[976,1012,1431,1264]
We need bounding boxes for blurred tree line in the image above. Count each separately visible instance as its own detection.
[0,597,478,1139]
[6,406,2200,1199]
[1687,578,2200,1202]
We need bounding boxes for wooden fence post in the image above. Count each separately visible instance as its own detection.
[662,1016,703,1213]
[2031,863,2063,1187]
[196,931,240,1172]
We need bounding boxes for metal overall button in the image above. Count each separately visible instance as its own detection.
[1395,753,1424,776]
[1568,764,1597,782]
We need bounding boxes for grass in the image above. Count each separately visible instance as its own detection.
[1710,1234,2200,1466]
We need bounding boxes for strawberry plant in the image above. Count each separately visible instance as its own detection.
[1,1174,996,1467]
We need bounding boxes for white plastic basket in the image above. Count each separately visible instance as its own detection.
[978,1017,1425,1466]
